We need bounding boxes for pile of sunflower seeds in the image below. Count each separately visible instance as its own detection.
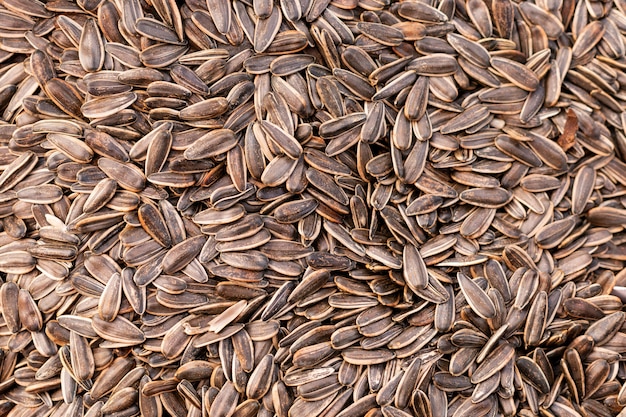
[2,0,626,415]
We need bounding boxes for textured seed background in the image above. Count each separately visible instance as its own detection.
[1,0,626,416]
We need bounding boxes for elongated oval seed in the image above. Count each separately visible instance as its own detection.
[403,244,428,292]
[16,184,63,204]
[571,166,595,215]
[79,18,105,72]
[179,97,229,120]
[18,289,42,331]
[184,129,237,160]
[490,57,539,91]
[457,273,496,319]
[471,342,515,383]
[0,282,20,332]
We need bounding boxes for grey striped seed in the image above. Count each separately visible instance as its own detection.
[457,273,496,319]
[490,57,540,91]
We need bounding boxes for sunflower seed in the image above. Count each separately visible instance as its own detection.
[0,1,624,416]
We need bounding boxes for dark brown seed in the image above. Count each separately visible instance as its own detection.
[138,203,172,247]
[45,78,85,120]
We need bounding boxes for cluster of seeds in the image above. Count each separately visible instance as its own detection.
[2,0,626,416]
